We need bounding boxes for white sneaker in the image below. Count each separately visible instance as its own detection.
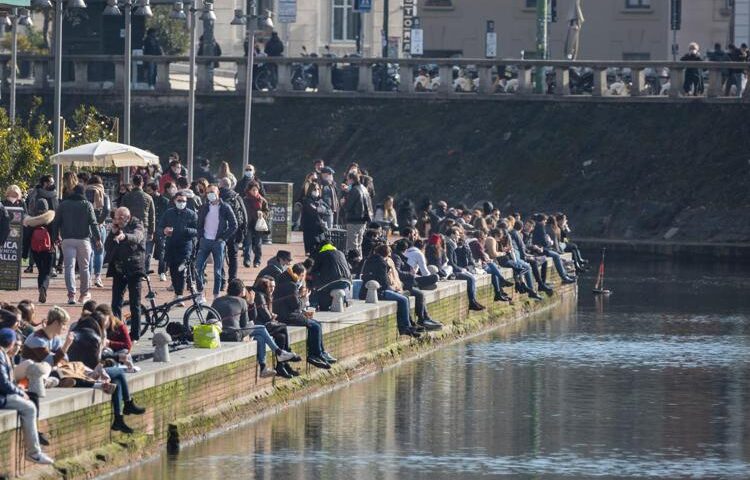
[94,276,104,288]
[44,377,60,388]
[259,367,276,378]
[159,273,167,282]
[276,350,296,362]
[173,295,185,307]
[196,294,207,305]
[27,452,54,465]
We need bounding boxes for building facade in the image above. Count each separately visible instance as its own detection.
[418,0,732,60]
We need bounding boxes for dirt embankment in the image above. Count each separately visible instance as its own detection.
[46,95,750,242]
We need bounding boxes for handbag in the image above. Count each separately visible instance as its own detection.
[255,216,269,232]
[193,323,222,349]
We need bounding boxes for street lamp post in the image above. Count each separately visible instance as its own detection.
[3,8,32,126]
[103,0,153,184]
[31,0,87,192]
[231,2,273,169]
[170,0,212,182]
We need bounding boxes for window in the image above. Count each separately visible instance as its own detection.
[332,0,357,42]
[424,0,453,6]
[625,0,650,8]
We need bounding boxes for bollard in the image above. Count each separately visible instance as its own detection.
[365,280,381,304]
[153,331,172,362]
[330,289,347,312]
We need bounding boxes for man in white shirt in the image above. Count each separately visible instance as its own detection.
[195,185,238,303]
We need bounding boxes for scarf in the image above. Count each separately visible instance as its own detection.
[245,194,263,212]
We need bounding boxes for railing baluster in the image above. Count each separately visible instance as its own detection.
[592,67,607,96]
[518,66,532,95]
[438,64,454,94]
[277,63,292,92]
[630,68,644,97]
[706,67,722,98]
[478,65,493,95]
[669,67,684,98]
[155,60,171,92]
[400,63,414,94]
[357,63,373,93]
[554,67,569,96]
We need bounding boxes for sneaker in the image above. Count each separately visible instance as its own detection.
[469,301,486,311]
[275,364,293,379]
[78,293,92,304]
[243,259,252,268]
[528,291,543,301]
[307,356,331,369]
[38,432,50,446]
[94,276,104,288]
[27,452,54,465]
[24,266,33,274]
[38,287,47,304]
[166,284,174,292]
[259,367,276,378]
[44,377,60,388]
[67,296,76,305]
[417,318,443,331]
[399,327,422,338]
[276,350,296,362]
[562,277,577,285]
[123,400,146,415]
[253,261,261,268]
[173,295,185,307]
[51,269,58,278]
[196,294,207,305]
[159,273,167,282]
[285,365,301,376]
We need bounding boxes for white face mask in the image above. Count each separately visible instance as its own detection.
[207,192,218,203]
[175,201,187,210]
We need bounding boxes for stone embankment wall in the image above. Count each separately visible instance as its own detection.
[0,261,576,479]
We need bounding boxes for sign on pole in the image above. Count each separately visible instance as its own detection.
[411,17,423,56]
[354,0,372,13]
[278,0,297,23]
[0,207,23,291]
[670,0,681,31]
[402,0,416,53]
[485,20,497,58]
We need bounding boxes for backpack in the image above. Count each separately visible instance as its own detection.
[226,193,247,236]
[31,226,52,253]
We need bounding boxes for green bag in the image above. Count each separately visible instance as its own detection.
[193,323,222,349]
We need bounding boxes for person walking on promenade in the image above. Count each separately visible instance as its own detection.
[342,172,373,256]
[159,191,198,305]
[53,184,101,305]
[195,185,237,303]
[122,175,156,273]
[681,42,704,95]
[301,182,331,256]
[85,175,111,288]
[146,181,170,280]
[219,177,247,286]
[318,167,339,228]
[23,199,56,303]
[159,156,187,193]
[106,207,146,341]
[142,27,163,88]
[243,182,268,268]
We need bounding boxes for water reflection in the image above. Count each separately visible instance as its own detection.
[110,259,750,480]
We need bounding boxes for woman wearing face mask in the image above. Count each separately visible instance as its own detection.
[300,183,331,256]
[2,185,25,211]
[243,183,269,268]
[158,191,199,305]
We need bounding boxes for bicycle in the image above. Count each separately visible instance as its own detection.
[137,252,221,338]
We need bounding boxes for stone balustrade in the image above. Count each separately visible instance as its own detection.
[1,53,748,101]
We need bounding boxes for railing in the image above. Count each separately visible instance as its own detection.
[1,54,749,101]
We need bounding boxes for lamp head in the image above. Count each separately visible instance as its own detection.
[230,8,245,25]
[200,1,216,21]
[19,9,33,26]
[259,13,273,30]
[0,14,11,28]
[102,0,121,15]
[135,0,153,17]
[169,1,186,20]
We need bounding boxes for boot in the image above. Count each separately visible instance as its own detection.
[468,301,486,311]
[275,363,293,379]
[123,399,146,415]
[38,287,47,304]
[111,415,134,434]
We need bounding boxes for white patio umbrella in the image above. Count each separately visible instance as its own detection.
[49,140,159,168]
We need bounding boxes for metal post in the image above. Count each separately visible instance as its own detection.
[123,1,132,183]
[9,9,18,126]
[382,0,388,57]
[53,0,63,190]
[243,26,255,168]
[187,7,196,182]
[534,0,548,93]
[672,29,677,62]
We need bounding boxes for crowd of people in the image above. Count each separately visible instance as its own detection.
[682,41,750,96]
[0,155,586,465]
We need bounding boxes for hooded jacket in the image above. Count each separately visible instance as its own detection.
[257,257,286,281]
[122,187,156,237]
[310,244,351,290]
[159,206,198,262]
[105,217,146,277]
[272,270,306,324]
[53,192,100,241]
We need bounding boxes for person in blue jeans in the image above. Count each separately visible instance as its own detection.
[360,243,422,338]
[195,185,237,303]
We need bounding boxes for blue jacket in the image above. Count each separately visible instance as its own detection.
[159,207,198,262]
[0,351,23,408]
[197,200,238,243]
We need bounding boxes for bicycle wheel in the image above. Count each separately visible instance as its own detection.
[183,304,221,332]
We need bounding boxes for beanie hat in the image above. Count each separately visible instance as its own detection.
[0,328,17,348]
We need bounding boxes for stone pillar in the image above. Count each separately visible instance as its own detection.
[32,60,47,88]
[197,63,212,92]
[276,62,293,92]
[478,65,493,95]
[554,67,569,95]
[357,63,373,92]
[592,67,607,96]
[438,64,453,94]
[114,63,124,89]
[263,182,293,244]
[630,68,645,97]
[73,61,88,88]
[669,68,684,98]
[706,68,722,98]
[155,61,171,92]
[400,63,414,93]
[518,66,532,94]
[236,59,247,93]
[318,63,333,92]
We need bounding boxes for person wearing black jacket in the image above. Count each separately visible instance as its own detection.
[342,172,373,256]
[301,183,331,256]
[445,228,485,311]
[359,244,421,337]
[219,178,247,287]
[531,214,576,284]
[146,182,170,280]
[264,32,284,57]
[253,276,299,379]
[273,264,334,369]
[105,207,146,341]
[257,250,293,281]
[142,27,163,87]
[391,240,442,331]
[195,185,237,302]
[510,221,552,294]
[159,191,198,303]
[309,242,352,311]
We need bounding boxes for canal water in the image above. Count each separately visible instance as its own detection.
[111,258,750,479]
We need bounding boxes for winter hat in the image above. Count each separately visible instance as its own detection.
[0,328,16,348]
